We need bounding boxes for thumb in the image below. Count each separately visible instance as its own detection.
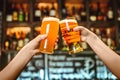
[73,26,85,31]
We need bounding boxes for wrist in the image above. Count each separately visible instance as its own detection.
[19,46,35,58]
[86,33,99,46]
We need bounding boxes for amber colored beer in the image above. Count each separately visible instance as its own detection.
[39,17,59,54]
[60,19,83,54]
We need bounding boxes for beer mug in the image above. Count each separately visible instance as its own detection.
[39,17,59,54]
[59,18,83,54]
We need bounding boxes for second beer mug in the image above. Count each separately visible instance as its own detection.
[60,18,83,54]
[39,17,59,54]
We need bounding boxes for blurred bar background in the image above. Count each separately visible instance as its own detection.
[0,0,120,80]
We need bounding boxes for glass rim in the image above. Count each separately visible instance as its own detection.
[42,17,59,22]
[59,18,77,24]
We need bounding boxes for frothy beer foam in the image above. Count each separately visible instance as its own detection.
[59,19,77,24]
[43,17,59,22]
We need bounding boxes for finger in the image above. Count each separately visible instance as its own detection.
[56,37,59,42]
[34,34,48,42]
[81,35,87,41]
[55,42,58,46]
[33,49,41,55]
[73,26,85,31]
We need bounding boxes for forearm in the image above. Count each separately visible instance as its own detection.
[0,34,46,80]
[0,48,34,80]
[87,35,120,78]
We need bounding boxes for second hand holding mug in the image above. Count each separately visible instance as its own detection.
[60,18,83,54]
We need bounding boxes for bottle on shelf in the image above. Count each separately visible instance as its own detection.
[80,3,86,21]
[4,28,13,50]
[117,8,120,21]
[12,3,18,22]
[106,1,114,21]
[49,3,56,17]
[95,28,101,39]
[22,3,29,22]
[106,37,113,49]
[101,28,107,44]
[17,3,24,22]
[106,28,115,49]
[45,6,50,17]
[34,3,42,21]
[61,4,67,19]
[17,31,25,51]
[89,2,97,22]
[24,11,29,22]
[4,35,11,50]
[11,33,18,50]
[6,3,13,22]
[72,6,80,21]
[100,3,108,21]
[97,2,104,21]
[24,33,30,46]
[107,7,114,21]
[41,5,49,18]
